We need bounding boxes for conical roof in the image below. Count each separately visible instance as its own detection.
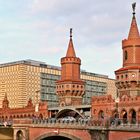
[128,16,140,39]
[128,3,140,39]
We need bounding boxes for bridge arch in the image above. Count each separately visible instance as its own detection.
[129,108,136,124]
[35,132,80,140]
[56,108,84,119]
[16,130,24,140]
[120,109,127,123]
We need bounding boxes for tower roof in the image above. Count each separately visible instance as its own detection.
[66,28,76,57]
[128,3,140,39]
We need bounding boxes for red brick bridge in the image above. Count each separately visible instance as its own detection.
[1,118,140,140]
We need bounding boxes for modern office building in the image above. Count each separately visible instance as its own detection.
[0,59,116,108]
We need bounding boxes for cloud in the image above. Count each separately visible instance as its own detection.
[0,0,140,78]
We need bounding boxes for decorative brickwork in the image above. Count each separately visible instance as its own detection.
[92,95,115,119]
[0,95,48,120]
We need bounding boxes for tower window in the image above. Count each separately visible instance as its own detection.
[124,50,128,60]
[125,74,128,78]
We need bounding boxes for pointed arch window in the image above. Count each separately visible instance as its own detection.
[124,50,128,60]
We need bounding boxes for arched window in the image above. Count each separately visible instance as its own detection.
[98,110,104,119]
[16,130,23,140]
[129,109,136,124]
[124,50,128,60]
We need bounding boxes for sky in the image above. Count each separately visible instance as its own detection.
[0,0,140,79]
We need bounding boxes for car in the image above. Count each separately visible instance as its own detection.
[61,116,76,122]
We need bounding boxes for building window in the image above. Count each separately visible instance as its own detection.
[124,50,128,60]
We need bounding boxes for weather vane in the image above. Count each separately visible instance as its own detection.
[132,2,136,15]
[70,28,72,38]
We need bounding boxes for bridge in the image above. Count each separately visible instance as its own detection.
[1,118,140,140]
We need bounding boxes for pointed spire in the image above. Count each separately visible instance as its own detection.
[2,93,9,108]
[4,93,8,100]
[128,3,140,39]
[66,28,76,57]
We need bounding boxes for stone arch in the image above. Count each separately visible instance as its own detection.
[39,114,43,119]
[56,108,84,119]
[98,110,104,119]
[60,101,65,107]
[35,132,80,140]
[120,109,127,124]
[111,109,118,119]
[16,130,23,140]
[129,108,136,124]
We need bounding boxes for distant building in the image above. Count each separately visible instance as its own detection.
[0,59,115,108]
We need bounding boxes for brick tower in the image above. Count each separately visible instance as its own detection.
[56,29,85,106]
[115,3,140,97]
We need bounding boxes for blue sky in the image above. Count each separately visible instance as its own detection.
[0,0,140,78]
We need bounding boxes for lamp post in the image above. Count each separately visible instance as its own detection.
[115,97,119,118]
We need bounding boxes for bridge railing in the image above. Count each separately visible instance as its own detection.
[0,120,13,127]
[31,117,140,129]
[2,117,140,130]
[32,118,90,126]
[31,118,111,128]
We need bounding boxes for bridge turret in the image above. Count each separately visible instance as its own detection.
[56,29,85,106]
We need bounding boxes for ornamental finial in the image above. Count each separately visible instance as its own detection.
[70,28,72,38]
[132,2,136,16]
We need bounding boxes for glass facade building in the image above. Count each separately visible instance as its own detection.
[40,72,107,107]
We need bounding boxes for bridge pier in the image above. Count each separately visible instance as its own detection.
[89,129,108,140]
[13,127,29,140]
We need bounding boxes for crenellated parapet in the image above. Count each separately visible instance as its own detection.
[61,57,81,65]
[119,95,140,107]
[92,95,115,104]
[56,82,85,97]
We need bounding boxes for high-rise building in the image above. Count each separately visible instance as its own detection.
[0,59,115,108]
